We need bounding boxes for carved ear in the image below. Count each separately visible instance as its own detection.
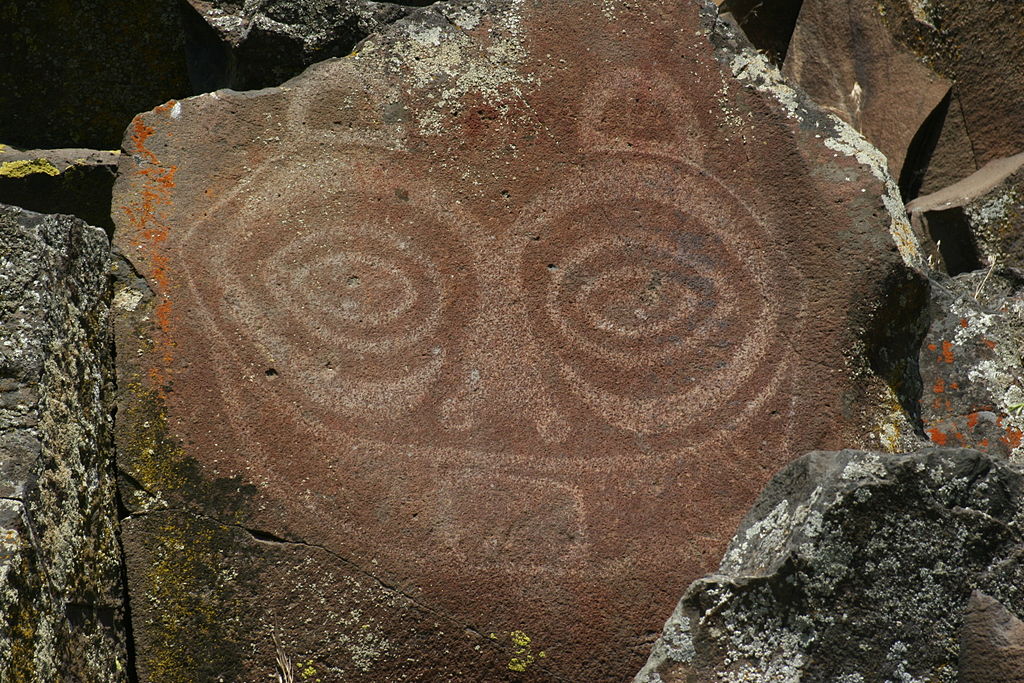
[578,69,706,162]
[284,59,410,151]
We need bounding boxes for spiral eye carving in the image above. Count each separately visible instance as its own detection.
[182,175,470,422]
[519,158,794,436]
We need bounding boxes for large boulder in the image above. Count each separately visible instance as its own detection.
[111,1,924,679]
[0,205,125,680]
[872,0,1024,194]
[636,448,1024,682]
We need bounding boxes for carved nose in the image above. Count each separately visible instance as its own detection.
[437,261,571,443]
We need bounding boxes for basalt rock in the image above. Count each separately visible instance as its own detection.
[783,0,951,194]
[0,205,126,681]
[0,146,119,232]
[907,153,1024,274]
[917,269,1024,460]
[871,0,1024,195]
[183,0,433,92]
[959,591,1024,683]
[636,448,1024,682]
[111,1,924,679]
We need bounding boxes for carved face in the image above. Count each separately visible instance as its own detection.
[169,68,809,587]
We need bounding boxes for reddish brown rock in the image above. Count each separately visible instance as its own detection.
[960,592,1024,683]
[873,0,1024,194]
[783,0,950,191]
[111,1,921,680]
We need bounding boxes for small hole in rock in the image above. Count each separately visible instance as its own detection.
[265,368,278,377]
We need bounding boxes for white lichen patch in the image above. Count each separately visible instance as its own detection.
[358,1,535,136]
[112,286,143,312]
[725,45,925,271]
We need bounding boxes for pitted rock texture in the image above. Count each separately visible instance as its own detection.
[0,205,126,681]
[184,0,435,92]
[959,591,1024,683]
[0,146,119,231]
[783,0,951,193]
[918,270,1024,460]
[635,448,1024,683]
[112,1,920,679]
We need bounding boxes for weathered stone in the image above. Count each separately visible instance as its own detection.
[0,1,192,150]
[907,153,1024,274]
[917,269,1024,460]
[111,1,924,679]
[0,146,119,231]
[183,0,429,92]
[120,507,534,682]
[783,0,951,193]
[636,448,1024,682]
[0,205,126,681]
[873,0,1024,194]
[959,591,1024,683]
[713,0,804,64]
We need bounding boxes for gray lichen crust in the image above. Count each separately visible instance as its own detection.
[636,448,1024,683]
[0,204,126,681]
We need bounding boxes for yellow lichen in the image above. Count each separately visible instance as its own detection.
[0,158,60,178]
[491,630,547,673]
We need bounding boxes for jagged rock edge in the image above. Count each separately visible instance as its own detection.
[704,3,926,273]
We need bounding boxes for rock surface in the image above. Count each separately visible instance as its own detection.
[0,205,126,680]
[959,591,1024,683]
[783,0,951,192]
[110,1,927,678]
[183,0,431,91]
[0,146,120,232]
[871,0,1024,194]
[907,153,1024,274]
[636,448,1024,682]
[914,267,1024,460]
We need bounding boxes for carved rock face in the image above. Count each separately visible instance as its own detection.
[112,1,912,679]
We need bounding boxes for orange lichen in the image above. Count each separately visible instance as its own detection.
[120,104,179,393]
[926,428,948,446]
[933,378,945,393]
[941,341,954,364]
[981,339,997,350]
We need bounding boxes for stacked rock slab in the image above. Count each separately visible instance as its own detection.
[183,0,425,91]
[783,0,951,193]
[0,205,126,681]
[907,153,1024,274]
[635,448,1024,682]
[871,0,1024,194]
[111,1,922,679]
[0,146,120,232]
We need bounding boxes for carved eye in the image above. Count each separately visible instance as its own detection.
[185,172,470,422]
[519,158,795,436]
